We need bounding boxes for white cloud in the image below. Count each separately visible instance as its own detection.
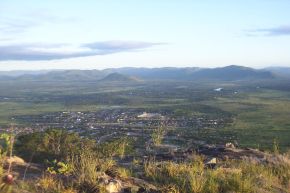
[0,41,166,61]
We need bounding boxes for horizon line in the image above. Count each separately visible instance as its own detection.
[0,64,289,72]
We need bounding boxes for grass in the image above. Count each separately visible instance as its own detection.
[1,130,290,192]
[143,153,290,193]
[203,89,290,151]
[0,146,111,193]
[0,102,65,126]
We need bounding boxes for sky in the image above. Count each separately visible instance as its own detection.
[0,0,290,70]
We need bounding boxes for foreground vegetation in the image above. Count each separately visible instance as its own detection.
[1,129,290,193]
[144,156,290,193]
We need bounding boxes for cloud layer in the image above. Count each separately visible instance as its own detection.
[0,41,165,61]
[248,25,290,36]
[0,12,77,35]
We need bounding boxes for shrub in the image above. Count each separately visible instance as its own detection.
[151,126,165,146]
[46,160,73,175]
[96,137,133,159]
[0,133,12,156]
[70,152,101,185]
[15,129,95,163]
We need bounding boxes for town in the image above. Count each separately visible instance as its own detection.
[3,108,232,146]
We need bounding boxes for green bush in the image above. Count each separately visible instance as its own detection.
[15,129,95,163]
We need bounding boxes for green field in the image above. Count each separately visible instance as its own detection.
[1,79,290,151]
[202,89,290,150]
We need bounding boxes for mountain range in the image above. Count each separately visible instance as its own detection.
[0,65,289,82]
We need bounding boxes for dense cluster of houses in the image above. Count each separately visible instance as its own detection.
[4,109,231,144]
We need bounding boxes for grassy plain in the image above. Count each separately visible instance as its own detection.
[205,89,290,150]
[0,79,290,151]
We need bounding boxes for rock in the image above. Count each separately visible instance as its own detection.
[98,172,121,192]
[205,157,217,164]
[98,172,112,183]
[225,143,235,148]
[205,157,217,168]
[122,177,158,193]
[105,179,122,193]
[128,177,157,190]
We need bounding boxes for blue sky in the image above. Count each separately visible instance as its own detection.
[0,0,290,70]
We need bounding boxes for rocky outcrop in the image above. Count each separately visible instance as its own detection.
[105,179,122,193]
[144,142,274,165]
[99,172,158,193]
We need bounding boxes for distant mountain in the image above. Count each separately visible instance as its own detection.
[100,73,140,82]
[106,65,274,81]
[264,67,290,78]
[191,65,274,81]
[104,67,201,80]
[0,70,52,77]
[16,70,105,81]
[0,65,276,82]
